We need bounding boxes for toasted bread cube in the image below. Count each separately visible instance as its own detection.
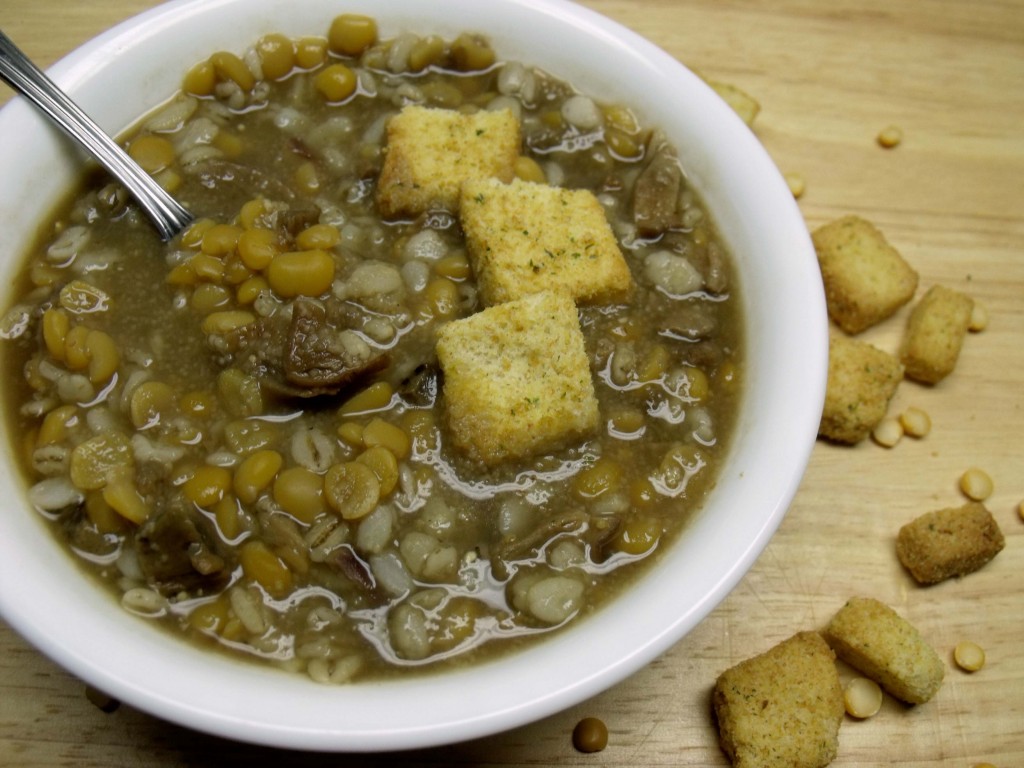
[435,290,599,466]
[896,502,1005,585]
[460,177,633,306]
[824,597,944,705]
[900,284,973,384]
[376,106,520,217]
[812,216,919,334]
[819,335,904,444]
[713,632,844,768]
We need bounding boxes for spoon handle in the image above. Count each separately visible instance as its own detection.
[0,30,193,241]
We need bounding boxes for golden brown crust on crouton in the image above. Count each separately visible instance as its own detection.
[824,597,944,704]
[900,284,974,384]
[896,502,1005,584]
[376,106,520,218]
[435,290,599,466]
[713,631,844,768]
[460,177,633,306]
[819,335,904,444]
[812,216,918,334]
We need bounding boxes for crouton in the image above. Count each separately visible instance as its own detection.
[900,284,973,384]
[713,631,844,768]
[435,290,599,466]
[376,106,520,218]
[896,502,1005,585]
[824,597,944,704]
[812,216,918,334]
[819,335,904,444]
[460,177,633,306]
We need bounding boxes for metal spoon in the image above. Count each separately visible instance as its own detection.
[0,30,193,241]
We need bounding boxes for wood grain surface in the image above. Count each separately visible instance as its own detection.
[0,1,1021,765]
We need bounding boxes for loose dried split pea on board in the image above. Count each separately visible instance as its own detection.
[871,417,903,448]
[877,124,903,148]
[784,172,806,198]
[954,641,986,672]
[969,302,989,332]
[959,468,994,501]
[899,407,931,438]
[843,677,883,719]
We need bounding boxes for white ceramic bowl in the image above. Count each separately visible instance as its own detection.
[0,0,826,751]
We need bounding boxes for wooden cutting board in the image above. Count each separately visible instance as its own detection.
[0,1,1021,765]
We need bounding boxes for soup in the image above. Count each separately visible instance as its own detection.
[0,15,742,682]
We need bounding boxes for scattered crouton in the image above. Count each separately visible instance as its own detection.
[376,106,520,217]
[900,284,974,384]
[824,597,944,704]
[713,631,844,768]
[435,290,599,466]
[819,335,904,444]
[896,502,1005,585]
[707,80,761,127]
[812,216,919,334]
[459,177,633,307]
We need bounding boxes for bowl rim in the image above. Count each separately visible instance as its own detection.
[0,0,827,751]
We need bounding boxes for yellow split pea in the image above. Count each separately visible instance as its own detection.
[784,172,806,199]
[843,677,883,719]
[898,407,931,438]
[959,467,993,501]
[871,417,903,448]
[954,641,986,672]
[325,461,380,520]
[877,125,903,148]
[314,64,358,102]
[256,33,296,81]
[266,250,335,297]
[328,14,378,57]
